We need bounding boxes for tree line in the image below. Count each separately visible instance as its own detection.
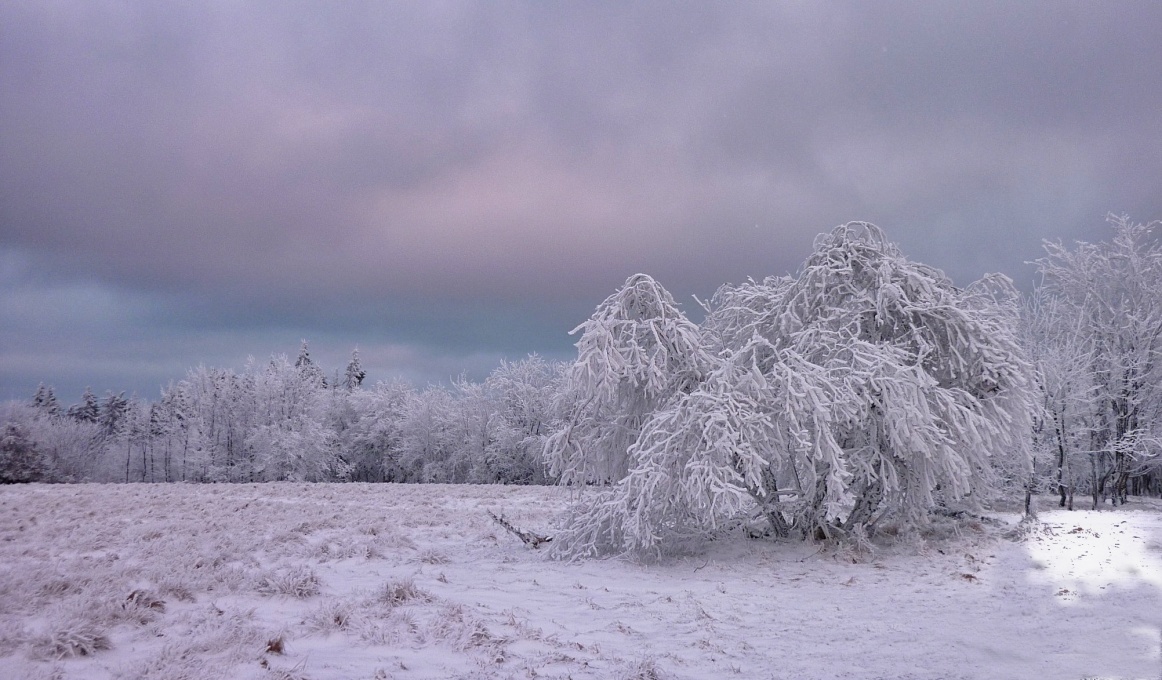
[3,346,562,486]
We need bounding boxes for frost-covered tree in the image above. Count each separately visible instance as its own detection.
[15,402,104,482]
[248,354,341,482]
[483,356,564,484]
[550,223,1036,559]
[174,366,247,481]
[544,274,711,486]
[400,386,458,482]
[1023,290,1101,509]
[343,349,366,391]
[446,377,498,483]
[157,382,195,481]
[31,384,60,418]
[340,380,413,482]
[67,387,100,424]
[295,340,328,390]
[0,419,48,483]
[1033,215,1162,505]
[98,392,130,441]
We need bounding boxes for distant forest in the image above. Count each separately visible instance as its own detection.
[4,347,562,487]
[4,217,1161,521]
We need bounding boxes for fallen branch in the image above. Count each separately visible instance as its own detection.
[487,510,552,549]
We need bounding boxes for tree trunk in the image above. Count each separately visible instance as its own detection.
[1090,452,1100,510]
[1055,413,1067,507]
[845,477,884,530]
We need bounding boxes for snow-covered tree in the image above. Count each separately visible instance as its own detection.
[343,349,366,391]
[400,387,457,483]
[67,387,100,424]
[1033,215,1162,506]
[98,392,130,442]
[31,384,60,418]
[446,377,497,483]
[174,366,249,481]
[248,354,341,482]
[544,273,711,487]
[0,418,48,483]
[550,223,1037,559]
[157,381,196,481]
[21,405,103,481]
[340,380,413,482]
[483,356,564,484]
[295,340,328,390]
[1023,290,1102,508]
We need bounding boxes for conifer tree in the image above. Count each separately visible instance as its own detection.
[67,387,100,424]
[295,340,328,389]
[344,349,366,390]
[32,383,60,418]
[0,421,48,483]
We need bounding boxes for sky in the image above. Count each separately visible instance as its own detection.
[2,1,1161,404]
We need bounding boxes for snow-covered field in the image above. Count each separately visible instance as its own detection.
[1,484,1160,680]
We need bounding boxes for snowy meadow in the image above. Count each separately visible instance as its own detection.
[2,483,1160,680]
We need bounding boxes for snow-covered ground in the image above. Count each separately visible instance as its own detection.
[1,484,1160,680]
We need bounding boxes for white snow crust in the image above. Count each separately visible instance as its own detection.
[1,483,1160,679]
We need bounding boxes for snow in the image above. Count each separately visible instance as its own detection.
[2,483,1160,679]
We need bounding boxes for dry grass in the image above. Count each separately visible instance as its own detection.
[29,625,111,660]
[304,599,357,634]
[616,657,670,680]
[0,483,577,678]
[376,577,431,607]
[256,566,322,598]
[7,483,1082,680]
[417,547,449,564]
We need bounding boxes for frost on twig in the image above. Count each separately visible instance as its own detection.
[487,511,552,549]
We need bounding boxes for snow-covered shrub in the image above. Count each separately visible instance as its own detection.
[550,223,1036,558]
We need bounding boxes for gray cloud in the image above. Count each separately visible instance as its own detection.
[2,1,1161,401]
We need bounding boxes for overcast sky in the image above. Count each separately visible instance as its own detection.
[2,1,1161,403]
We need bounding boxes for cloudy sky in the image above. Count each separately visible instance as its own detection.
[2,1,1161,403]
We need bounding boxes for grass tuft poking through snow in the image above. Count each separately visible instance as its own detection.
[257,566,322,598]
[305,598,358,634]
[29,624,111,660]
[376,577,431,607]
[616,656,669,680]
